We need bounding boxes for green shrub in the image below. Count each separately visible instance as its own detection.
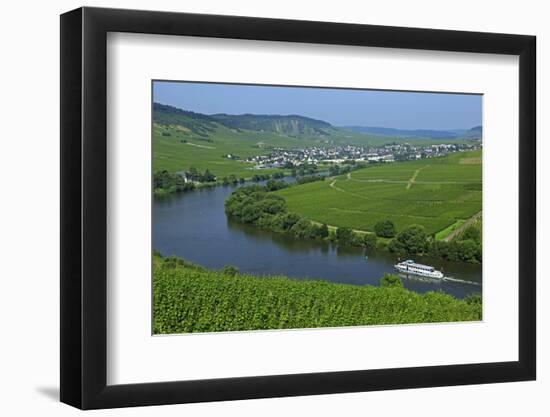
[290,219,315,239]
[363,233,377,249]
[374,220,396,238]
[271,212,301,231]
[427,239,481,263]
[388,224,428,255]
[376,239,388,251]
[380,273,403,288]
[265,179,290,191]
[464,293,482,305]
[458,226,481,244]
[336,227,354,245]
[319,224,329,238]
[220,265,240,276]
[153,170,195,196]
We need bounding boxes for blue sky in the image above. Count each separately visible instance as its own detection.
[153,81,482,130]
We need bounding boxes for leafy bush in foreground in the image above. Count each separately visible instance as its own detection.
[380,273,403,288]
[153,255,482,334]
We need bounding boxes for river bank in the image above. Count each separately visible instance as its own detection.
[225,182,482,264]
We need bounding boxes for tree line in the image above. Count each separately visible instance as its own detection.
[153,167,221,196]
[380,221,482,263]
[224,185,378,248]
[153,170,196,197]
[328,160,375,177]
[155,158,370,198]
[187,166,216,182]
[224,185,482,263]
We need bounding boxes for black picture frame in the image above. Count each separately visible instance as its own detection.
[60,6,536,410]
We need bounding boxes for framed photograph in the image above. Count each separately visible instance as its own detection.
[60,6,536,409]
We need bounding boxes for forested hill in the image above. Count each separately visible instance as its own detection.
[153,102,334,138]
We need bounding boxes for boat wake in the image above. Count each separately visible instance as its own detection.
[442,276,481,286]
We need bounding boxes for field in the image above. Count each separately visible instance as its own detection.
[153,255,481,334]
[153,123,297,178]
[276,150,482,236]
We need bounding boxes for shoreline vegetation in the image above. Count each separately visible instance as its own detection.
[153,253,482,334]
[224,182,482,263]
[152,161,357,197]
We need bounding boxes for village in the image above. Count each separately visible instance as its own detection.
[245,141,481,169]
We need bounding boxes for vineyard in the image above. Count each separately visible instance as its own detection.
[276,150,482,235]
[153,255,482,334]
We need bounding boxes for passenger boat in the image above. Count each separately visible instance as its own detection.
[394,259,444,279]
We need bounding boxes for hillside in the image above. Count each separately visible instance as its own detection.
[152,103,367,177]
[154,102,334,138]
[153,254,482,334]
[463,125,482,140]
[153,102,218,137]
[210,113,334,137]
[153,103,330,177]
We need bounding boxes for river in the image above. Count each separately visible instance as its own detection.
[153,182,482,299]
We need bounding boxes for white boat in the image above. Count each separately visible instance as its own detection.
[394,259,444,279]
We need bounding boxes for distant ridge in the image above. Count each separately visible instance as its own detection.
[154,102,334,138]
[210,113,333,137]
[342,126,464,139]
[153,102,481,141]
[463,125,482,140]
